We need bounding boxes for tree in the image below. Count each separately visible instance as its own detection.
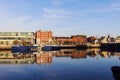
[21,39,26,45]
[13,40,18,45]
[6,41,9,45]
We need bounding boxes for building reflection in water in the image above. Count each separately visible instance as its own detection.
[87,50,97,57]
[36,52,52,64]
[54,49,120,59]
[0,49,120,64]
[0,50,53,64]
[99,51,111,58]
[54,50,87,59]
[0,50,120,80]
[0,50,35,64]
[55,49,98,59]
[71,50,87,59]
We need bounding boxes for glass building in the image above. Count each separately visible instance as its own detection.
[0,32,35,45]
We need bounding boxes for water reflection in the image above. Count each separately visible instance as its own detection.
[36,52,52,64]
[53,49,120,59]
[0,50,35,64]
[0,49,120,80]
[0,49,120,64]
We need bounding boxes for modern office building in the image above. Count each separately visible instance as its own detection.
[0,32,35,45]
[36,30,52,45]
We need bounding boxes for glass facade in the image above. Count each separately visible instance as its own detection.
[0,32,35,45]
[0,32,34,36]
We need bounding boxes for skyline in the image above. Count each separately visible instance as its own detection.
[0,0,120,37]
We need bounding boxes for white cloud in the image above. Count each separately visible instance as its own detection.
[42,7,82,20]
[0,0,119,36]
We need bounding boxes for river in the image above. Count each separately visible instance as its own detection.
[0,49,119,80]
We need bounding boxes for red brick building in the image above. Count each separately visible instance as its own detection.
[87,36,97,44]
[36,30,52,45]
[71,35,87,44]
[54,35,87,45]
[54,37,72,44]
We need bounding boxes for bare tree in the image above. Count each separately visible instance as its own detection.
[13,40,18,45]
[21,39,26,46]
[6,41,9,45]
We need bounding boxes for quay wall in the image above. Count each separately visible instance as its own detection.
[60,44,100,50]
[76,45,87,50]
[101,43,120,52]
[1,43,120,51]
[59,43,120,51]
[60,45,87,50]
[60,45,76,49]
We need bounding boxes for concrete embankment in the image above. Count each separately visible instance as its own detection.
[1,43,120,52]
[60,44,100,50]
[60,45,87,50]
[60,45,76,49]
[101,43,120,52]
[0,44,99,50]
[76,45,87,50]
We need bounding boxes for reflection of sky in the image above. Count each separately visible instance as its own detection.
[0,65,35,80]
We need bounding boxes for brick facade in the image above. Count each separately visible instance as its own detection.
[36,30,52,45]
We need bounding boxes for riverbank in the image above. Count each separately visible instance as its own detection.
[0,43,120,52]
[101,43,120,52]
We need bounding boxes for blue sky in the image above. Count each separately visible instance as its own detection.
[0,0,120,37]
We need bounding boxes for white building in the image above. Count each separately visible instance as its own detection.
[0,32,35,45]
[115,36,120,43]
[99,37,108,43]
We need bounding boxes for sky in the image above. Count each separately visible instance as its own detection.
[0,0,120,37]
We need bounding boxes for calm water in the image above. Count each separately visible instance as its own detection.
[0,49,120,80]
